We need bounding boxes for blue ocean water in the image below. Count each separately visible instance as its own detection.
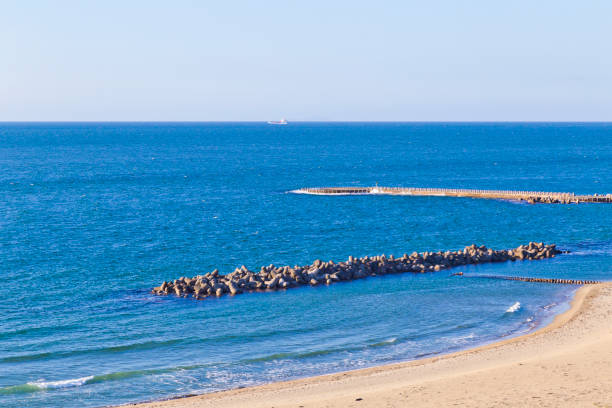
[0,122,610,408]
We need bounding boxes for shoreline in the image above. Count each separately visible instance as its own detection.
[122,282,611,408]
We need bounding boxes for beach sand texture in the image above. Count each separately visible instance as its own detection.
[125,283,612,408]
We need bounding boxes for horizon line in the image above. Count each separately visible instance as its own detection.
[2,120,612,124]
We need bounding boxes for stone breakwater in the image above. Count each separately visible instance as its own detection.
[152,242,564,300]
[294,187,612,204]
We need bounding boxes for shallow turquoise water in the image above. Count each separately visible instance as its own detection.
[0,122,610,407]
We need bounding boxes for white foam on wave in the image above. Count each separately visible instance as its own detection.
[568,248,612,256]
[506,301,521,313]
[369,337,398,348]
[448,332,476,346]
[28,375,94,390]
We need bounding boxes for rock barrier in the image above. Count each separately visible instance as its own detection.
[152,242,565,300]
[525,196,576,204]
[295,187,612,204]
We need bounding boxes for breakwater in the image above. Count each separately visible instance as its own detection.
[463,275,601,285]
[152,242,564,300]
[293,187,612,204]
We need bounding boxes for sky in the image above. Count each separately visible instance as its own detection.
[1,0,611,121]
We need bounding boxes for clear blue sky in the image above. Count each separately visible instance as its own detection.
[1,0,611,121]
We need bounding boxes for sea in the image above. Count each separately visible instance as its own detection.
[0,122,610,408]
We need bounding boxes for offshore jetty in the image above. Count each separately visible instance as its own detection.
[152,242,577,300]
[465,275,600,285]
[293,187,612,204]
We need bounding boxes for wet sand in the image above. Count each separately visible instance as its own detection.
[125,283,612,408]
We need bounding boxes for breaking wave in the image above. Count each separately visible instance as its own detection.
[0,365,207,395]
[506,302,521,313]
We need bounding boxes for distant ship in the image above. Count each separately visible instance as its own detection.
[267,118,288,125]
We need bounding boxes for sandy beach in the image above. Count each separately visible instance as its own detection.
[125,283,612,408]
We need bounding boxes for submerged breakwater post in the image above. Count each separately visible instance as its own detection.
[294,187,612,204]
[152,242,564,300]
[464,275,601,285]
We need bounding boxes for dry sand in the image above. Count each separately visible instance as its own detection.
[126,283,612,408]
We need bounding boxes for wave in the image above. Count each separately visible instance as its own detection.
[0,383,47,395]
[30,375,95,390]
[0,323,500,396]
[413,350,443,359]
[0,376,94,395]
[242,349,337,364]
[370,337,398,348]
[564,241,612,256]
[237,336,402,365]
[85,365,202,384]
[225,323,478,366]
[3,320,485,373]
[0,324,81,341]
[0,365,208,395]
[506,301,521,313]
[1,338,185,363]
[448,332,476,345]
[1,323,358,364]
